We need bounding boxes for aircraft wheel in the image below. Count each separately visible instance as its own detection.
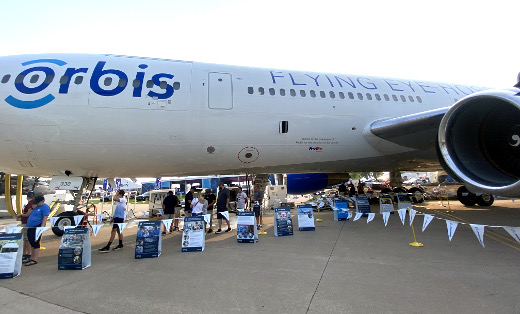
[409,187,425,203]
[51,215,75,236]
[393,187,408,193]
[380,188,392,194]
[476,194,494,206]
[456,186,477,206]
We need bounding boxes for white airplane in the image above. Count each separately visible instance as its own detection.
[1,53,519,208]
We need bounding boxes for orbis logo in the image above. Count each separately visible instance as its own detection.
[5,58,175,109]
[309,146,323,151]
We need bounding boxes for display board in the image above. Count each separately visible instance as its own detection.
[334,201,350,221]
[297,204,315,231]
[58,228,91,270]
[237,211,258,243]
[182,216,205,252]
[274,207,293,237]
[379,194,395,213]
[135,220,162,259]
[397,193,412,210]
[0,233,23,279]
[355,196,371,216]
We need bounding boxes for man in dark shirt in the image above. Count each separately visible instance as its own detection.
[184,186,195,217]
[338,182,347,196]
[215,183,231,234]
[162,191,179,234]
[204,189,216,233]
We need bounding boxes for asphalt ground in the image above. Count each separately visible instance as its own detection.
[0,200,519,314]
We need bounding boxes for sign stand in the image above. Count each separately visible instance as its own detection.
[355,196,371,217]
[0,233,23,279]
[297,204,315,231]
[135,220,162,259]
[334,201,350,221]
[397,193,412,210]
[274,207,293,236]
[379,194,395,213]
[237,211,258,243]
[182,216,205,252]
[58,228,91,270]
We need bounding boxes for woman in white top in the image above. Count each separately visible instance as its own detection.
[191,195,207,216]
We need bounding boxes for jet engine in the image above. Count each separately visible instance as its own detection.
[438,88,520,197]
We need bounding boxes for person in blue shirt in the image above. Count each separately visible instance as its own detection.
[99,190,126,252]
[24,194,50,266]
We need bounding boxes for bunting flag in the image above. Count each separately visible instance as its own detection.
[35,227,50,241]
[141,211,147,217]
[409,209,417,226]
[117,223,128,233]
[503,226,520,243]
[203,214,211,224]
[8,227,23,234]
[422,214,434,232]
[446,220,459,241]
[96,214,104,223]
[220,211,230,221]
[382,212,390,226]
[162,219,173,231]
[397,208,407,225]
[353,212,362,221]
[158,209,164,217]
[318,202,325,208]
[470,224,486,247]
[347,211,353,219]
[367,213,375,223]
[50,217,59,227]
[91,224,103,237]
[73,215,84,226]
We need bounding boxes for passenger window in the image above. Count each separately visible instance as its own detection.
[400,95,406,102]
[173,82,181,90]
[30,74,39,84]
[290,89,296,97]
[146,80,154,88]
[417,96,422,103]
[300,90,306,97]
[357,93,363,100]
[339,92,345,99]
[320,91,326,98]
[329,91,335,99]
[392,95,398,102]
[104,77,112,86]
[310,90,316,98]
[408,95,414,102]
[269,88,275,96]
[366,93,372,100]
[384,94,390,101]
[120,78,128,87]
[60,75,69,84]
[74,76,83,85]
[348,92,354,99]
[248,87,254,94]
[1,74,10,83]
[375,94,381,101]
[134,79,142,88]
[159,81,167,89]
[258,87,265,95]
[280,88,286,96]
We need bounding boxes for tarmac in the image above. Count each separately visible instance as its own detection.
[0,199,519,313]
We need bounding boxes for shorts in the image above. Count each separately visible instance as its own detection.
[192,212,202,217]
[27,227,41,249]
[174,207,181,216]
[163,213,175,219]
[217,212,229,220]
[253,205,262,217]
[112,217,124,230]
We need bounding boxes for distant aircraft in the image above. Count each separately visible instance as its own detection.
[1,53,519,208]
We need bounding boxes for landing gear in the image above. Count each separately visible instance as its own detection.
[476,193,494,206]
[456,186,477,206]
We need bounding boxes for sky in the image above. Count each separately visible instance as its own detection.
[1,0,518,88]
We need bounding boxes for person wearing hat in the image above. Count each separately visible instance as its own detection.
[16,191,35,263]
[23,194,49,266]
[215,183,232,234]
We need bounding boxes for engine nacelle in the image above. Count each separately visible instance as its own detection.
[438,88,520,197]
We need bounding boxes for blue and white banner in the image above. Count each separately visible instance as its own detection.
[203,214,211,225]
[91,224,103,237]
[73,215,84,226]
[116,223,128,233]
[237,211,258,243]
[50,217,59,227]
[470,224,486,247]
[446,220,459,241]
[274,207,293,237]
[297,204,315,231]
[96,214,104,224]
[382,212,390,226]
[422,214,434,232]
[503,226,520,243]
[0,233,23,279]
[8,227,23,234]
[182,216,205,252]
[367,213,375,223]
[354,212,362,221]
[397,208,407,225]
[409,209,417,226]
[135,220,162,259]
[58,228,91,270]
[162,219,173,231]
[35,227,49,241]
[220,211,229,221]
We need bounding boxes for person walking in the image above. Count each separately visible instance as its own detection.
[215,183,232,234]
[99,190,126,252]
[236,187,248,211]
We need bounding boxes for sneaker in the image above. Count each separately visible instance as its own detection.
[257,225,261,230]
[112,244,123,251]
[173,226,179,231]
[98,246,110,252]
[215,229,222,234]
[162,231,166,235]
[225,227,232,233]
[207,228,213,234]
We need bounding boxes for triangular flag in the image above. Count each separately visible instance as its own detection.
[50,217,59,227]
[354,212,362,221]
[367,213,375,223]
[203,214,211,224]
[331,206,339,211]
[347,211,353,219]
[158,209,164,216]
[470,224,486,247]
[117,223,128,233]
[35,227,50,241]
[96,214,104,223]
[409,209,417,226]
[73,215,84,226]
[318,202,325,208]
[162,219,173,231]
[141,211,147,217]
[397,208,407,225]
[503,226,520,243]
[220,211,229,221]
[446,220,459,241]
[8,227,23,234]
[422,214,434,232]
[382,212,390,226]
[91,224,103,237]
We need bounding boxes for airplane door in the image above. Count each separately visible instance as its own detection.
[208,72,233,109]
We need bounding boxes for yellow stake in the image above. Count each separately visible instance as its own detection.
[409,219,424,247]
[316,206,323,222]
[4,174,16,217]
[16,175,23,215]
[258,225,267,235]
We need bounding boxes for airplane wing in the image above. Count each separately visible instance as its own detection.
[368,107,449,152]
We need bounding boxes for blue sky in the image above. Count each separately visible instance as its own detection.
[1,0,518,87]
